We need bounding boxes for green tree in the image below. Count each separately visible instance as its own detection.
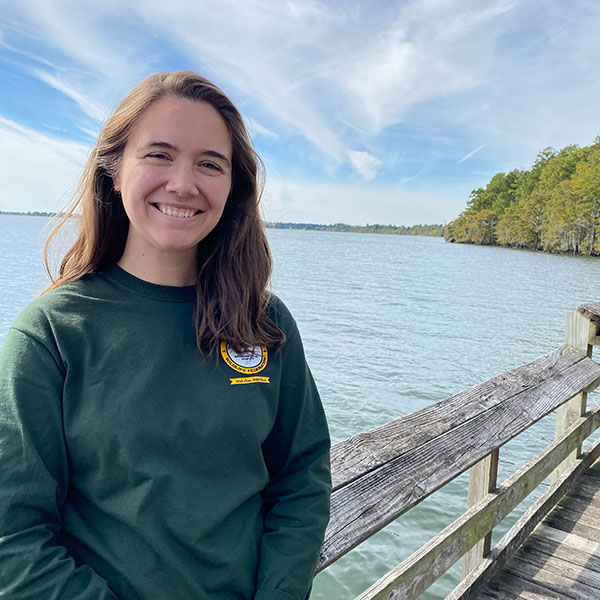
[467,209,496,245]
[446,136,600,255]
[572,149,600,254]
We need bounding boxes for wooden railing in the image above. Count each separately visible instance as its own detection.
[318,302,600,600]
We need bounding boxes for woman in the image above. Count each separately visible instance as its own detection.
[0,71,331,600]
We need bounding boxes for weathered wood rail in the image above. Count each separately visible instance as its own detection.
[317,302,600,599]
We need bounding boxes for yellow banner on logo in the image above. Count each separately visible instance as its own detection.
[230,376,270,385]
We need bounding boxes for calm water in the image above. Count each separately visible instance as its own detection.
[2,214,600,599]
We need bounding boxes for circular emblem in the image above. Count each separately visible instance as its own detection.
[220,342,268,374]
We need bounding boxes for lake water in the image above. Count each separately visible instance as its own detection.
[2,214,600,599]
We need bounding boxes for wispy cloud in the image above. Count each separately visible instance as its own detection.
[245,117,279,141]
[263,177,468,225]
[0,116,89,213]
[458,143,487,163]
[1,0,599,223]
[347,150,383,181]
[33,69,108,121]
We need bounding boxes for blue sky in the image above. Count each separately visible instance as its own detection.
[1,0,599,225]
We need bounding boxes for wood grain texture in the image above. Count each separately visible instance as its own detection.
[524,529,600,573]
[533,522,600,565]
[505,555,598,598]
[319,351,600,570]
[544,510,600,543]
[463,450,499,579]
[577,302,600,321]
[485,571,577,599]
[347,408,600,599]
[513,546,600,589]
[331,346,588,492]
[564,311,595,356]
[445,438,600,600]
[553,312,595,483]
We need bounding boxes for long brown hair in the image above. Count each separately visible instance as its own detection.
[44,71,285,357]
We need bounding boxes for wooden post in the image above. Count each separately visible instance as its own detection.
[461,448,499,579]
[551,310,595,483]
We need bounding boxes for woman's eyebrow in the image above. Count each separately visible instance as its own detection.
[141,141,231,168]
[202,150,231,168]
[142,140,177,151]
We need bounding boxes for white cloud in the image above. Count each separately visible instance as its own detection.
[245,117,279,140]
[34,69,108,122]
[347,150,383,181]
[331,29,477,134]
[2,0,600,222]
[0,116,90,213]
[432,2,517,43]
[458,143,487,164]
[7,0,597,162]
[0,0,493,164]
[262,176,468,226]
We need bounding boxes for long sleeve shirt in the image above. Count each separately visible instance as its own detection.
[0,265,331,600]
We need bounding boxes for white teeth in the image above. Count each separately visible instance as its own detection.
[158,205,196,218]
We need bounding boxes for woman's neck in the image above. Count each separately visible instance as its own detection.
[117,246,197,286]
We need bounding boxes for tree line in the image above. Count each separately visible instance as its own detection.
[266,222,444,236]
[0,210,57,217]
[2,211,445,238]
[445,136,600,255]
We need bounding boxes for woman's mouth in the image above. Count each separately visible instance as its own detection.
[152,203,202,219]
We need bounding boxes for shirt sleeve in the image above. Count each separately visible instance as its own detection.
[0,326,118,599]
[255,317,331,600]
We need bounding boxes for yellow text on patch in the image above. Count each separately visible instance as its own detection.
[230,376,271,386]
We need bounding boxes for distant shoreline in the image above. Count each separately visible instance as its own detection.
[0,210,57,217]
[0,212,444,237]
[265,222,444,237]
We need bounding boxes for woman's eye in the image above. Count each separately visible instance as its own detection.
[147,152,169,160]
[199,161,222,172]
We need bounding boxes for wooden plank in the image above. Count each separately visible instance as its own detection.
[552,389,587,482]
[549,494,600,525]
[565,310,595,356]
[571,466,600,489]
[553,312,595,483]
[512,546,600,590]
[544,508,600,542]
[483,571,573,599]
[524,530,600,573]
[566,478,600,503]
[577,302,600,321]
[444,437,600,600]
[532,524,600,569]
[462,449,499,579]
[347,409,600,599]
[505,555,598,598]
[319,358,600,570]
[331,346,587,491]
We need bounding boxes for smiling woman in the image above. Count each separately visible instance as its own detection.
[115,97,233,285]
[0,71,331,600]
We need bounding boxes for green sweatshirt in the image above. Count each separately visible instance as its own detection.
[0,265,330,600]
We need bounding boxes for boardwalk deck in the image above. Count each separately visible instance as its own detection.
[322,302,600,599]
[476,458,600,599]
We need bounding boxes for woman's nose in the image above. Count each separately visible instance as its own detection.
[165,163,199,197]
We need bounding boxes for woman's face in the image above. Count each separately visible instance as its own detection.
[115,96,233,269]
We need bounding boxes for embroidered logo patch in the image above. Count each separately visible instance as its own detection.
[230,376,270,385]
[220,342,268,375]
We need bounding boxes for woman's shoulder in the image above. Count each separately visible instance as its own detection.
[265,293,307,348]
[265,293,296,329]
[10,273,105,336]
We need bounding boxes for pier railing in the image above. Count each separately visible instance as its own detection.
[317,302,600,599]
